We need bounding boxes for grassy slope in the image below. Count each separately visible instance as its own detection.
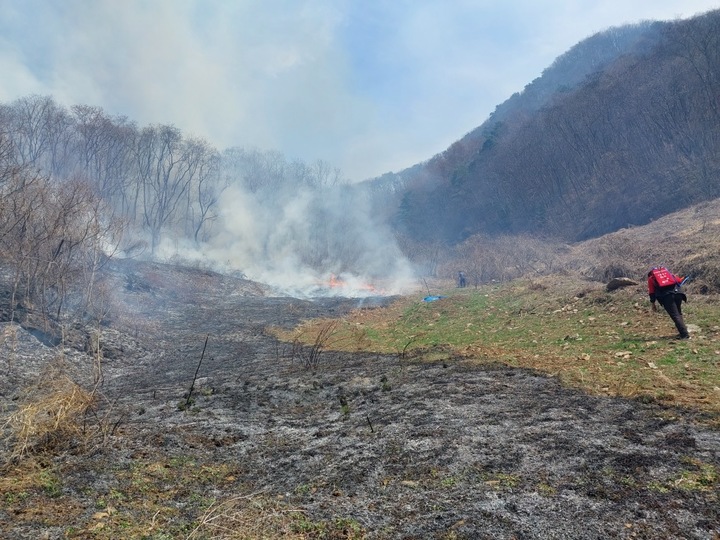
[282,199,720,425]
[282,276,720,425]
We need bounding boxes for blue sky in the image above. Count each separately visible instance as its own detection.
[0,0,717,181]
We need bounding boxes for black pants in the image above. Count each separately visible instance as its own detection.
[658,293,689,338]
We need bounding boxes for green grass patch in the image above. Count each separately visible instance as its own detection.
[279,279,720,422]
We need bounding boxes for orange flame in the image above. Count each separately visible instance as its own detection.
[326,273,377,293]
[329,273,343,288]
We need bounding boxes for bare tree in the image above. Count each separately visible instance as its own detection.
[133,125,203,251]
[2,95,57,167]
[188,148,224,244]
[0,166,123,329]
[71,105,136,215]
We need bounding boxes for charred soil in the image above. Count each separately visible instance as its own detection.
[1,259,719,539]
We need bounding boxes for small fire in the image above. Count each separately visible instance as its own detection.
[321,273,380,296]
[327,273,377,292]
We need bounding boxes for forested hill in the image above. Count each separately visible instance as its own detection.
[365,9,720,244]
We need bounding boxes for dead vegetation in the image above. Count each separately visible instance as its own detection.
[431,198,720,291]
[1,202,720,539]
[0,359,124,462]
[188,494,365,540]
[291,320,341,370]
[3,374,94,460]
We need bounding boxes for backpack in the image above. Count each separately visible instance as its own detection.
[650,267,678,288]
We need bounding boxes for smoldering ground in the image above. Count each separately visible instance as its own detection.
[1,259,718,539]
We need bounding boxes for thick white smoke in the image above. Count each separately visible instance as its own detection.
[155,181,417,298]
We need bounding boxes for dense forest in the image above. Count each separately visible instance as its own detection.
[371,9,720,243]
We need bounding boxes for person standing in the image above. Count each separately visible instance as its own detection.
[648,266,689,339]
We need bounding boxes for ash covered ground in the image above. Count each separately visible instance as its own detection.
[1,259,719,539]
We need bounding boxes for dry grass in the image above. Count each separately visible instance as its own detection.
[2,361,96,460]
[188,493,366,540]
[431,199,720,291]
[284,275,720,424]
[544,199,720,286]
[188,494,307,539]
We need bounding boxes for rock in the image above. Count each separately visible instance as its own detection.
[606,277,638,291]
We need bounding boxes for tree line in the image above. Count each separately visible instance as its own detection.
[0,97,344,250]
[0,96,345,326]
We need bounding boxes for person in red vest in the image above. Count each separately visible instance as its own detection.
[647,266,689,339]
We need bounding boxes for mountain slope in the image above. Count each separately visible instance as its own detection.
[368,9,720,245]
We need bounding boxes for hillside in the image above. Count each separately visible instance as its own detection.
[1,249,719,539]
[1,184,720,539]
[368,9,720,245]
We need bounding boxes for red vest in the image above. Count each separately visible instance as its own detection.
[651,267,678,288]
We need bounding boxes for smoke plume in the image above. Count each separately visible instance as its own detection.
[156,178,416,298]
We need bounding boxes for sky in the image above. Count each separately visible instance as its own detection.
[0,0,718,182]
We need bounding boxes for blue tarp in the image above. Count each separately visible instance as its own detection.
[423,295,446,302]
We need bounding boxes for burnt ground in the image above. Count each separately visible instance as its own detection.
[1,259,719,539]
